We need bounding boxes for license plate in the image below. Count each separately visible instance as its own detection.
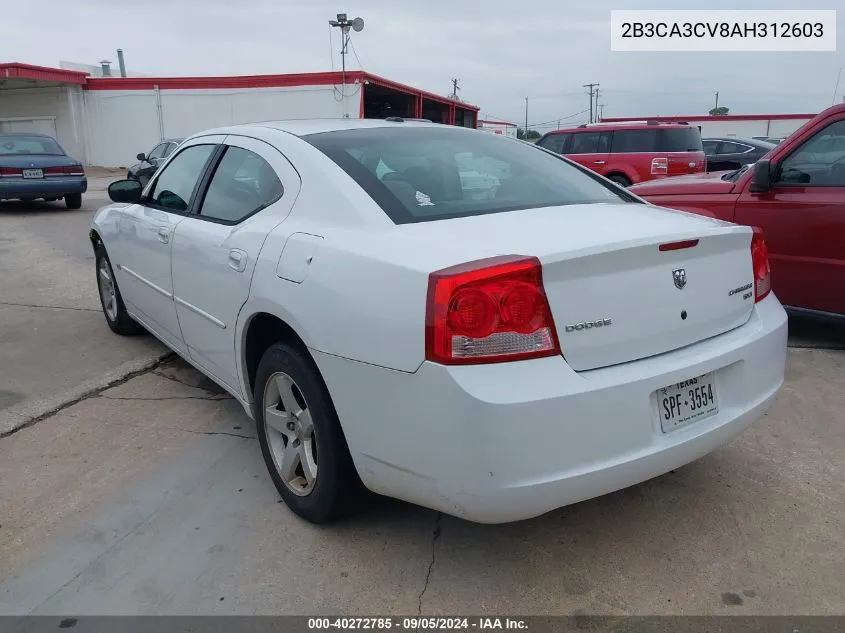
[657,372,719,433]
[22,169,43,179]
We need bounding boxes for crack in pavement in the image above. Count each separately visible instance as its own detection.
[150,370,224,394]
[417,512,442,617]
[0,354,175,440]
[0,300,100,312]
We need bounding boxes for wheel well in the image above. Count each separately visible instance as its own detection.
[89,229,103,251]
[243,312,309,397]
[606,172,631,184]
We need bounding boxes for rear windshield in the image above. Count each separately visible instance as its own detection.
[0,135,64,156]
[303,127,629,224]
[611,128,703,153]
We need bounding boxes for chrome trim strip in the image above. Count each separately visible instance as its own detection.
[174,296,227,329]
[120,265,173,299]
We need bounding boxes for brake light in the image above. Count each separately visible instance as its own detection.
[750,227,771,303]
[425,255,560,365]
[0,167,23,177]
[659,239,699,252]
[651,157,668,175]
[44,165,85,176]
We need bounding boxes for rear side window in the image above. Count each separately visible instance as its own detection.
[568,132,610,154]
[611,128,703,153]
[304,127,629,224]
[198,146,284,223]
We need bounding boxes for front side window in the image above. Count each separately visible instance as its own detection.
[537,133,569,154]
[702,140,720,155]
[777,119,845,186]
[198,146,284,223]
[304,127,630,224]
[163,142,178,158]
[0,135,63,155]
[148,143,168,160]
[147,144,215,211]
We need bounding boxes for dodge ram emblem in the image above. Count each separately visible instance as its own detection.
[673,268,687,290]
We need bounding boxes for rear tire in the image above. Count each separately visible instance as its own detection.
[608,174,631,188]
[95,245,145,335]
[65,193,82,209]
[254,342,365,524]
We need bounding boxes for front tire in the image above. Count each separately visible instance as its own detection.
[608,174,631,188]
[95,245,145,335]
[65,193,82,209]
[254,342,364,523]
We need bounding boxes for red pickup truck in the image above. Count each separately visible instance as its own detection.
[629,104,845,318]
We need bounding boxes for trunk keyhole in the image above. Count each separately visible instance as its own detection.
[681,310,688,320]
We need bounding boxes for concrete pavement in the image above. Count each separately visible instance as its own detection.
[0,171,169,435]
[1,176,844,616]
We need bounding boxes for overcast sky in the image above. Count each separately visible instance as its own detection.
[4,0,843,130]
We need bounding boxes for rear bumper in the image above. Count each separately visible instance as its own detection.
[0,177,87,200]
[313,294,788,523]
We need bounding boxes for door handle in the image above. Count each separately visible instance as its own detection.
[157,226,170,243]
[228,249,247,273]
[593,160,606,165]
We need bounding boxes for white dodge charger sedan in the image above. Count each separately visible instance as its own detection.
[90,119,787,524]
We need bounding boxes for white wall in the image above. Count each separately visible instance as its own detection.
[478,123,518,138]
[0,85,87,161]
[694,118,811,139]
[84,84,359,167]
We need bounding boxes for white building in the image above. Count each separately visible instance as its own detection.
[0,62,479,167]
[477,118,518,138]
[600,113,816,140]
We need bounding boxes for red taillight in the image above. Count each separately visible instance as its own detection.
[751,227,771,303]
[425,255,560,365]
[651,157,668,175]
[0,167,23,177]
[45,165,85,176]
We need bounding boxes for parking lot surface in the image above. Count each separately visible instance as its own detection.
[0,177,843,616]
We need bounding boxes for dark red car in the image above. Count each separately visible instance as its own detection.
[630,103,845,318]
[536,121,706,187]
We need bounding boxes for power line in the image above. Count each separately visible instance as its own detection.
[528,108,590,129]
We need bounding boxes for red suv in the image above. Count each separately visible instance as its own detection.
[536,121,706,187]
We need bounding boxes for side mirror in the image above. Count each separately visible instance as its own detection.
[108,179,143,204]
[136,152,147,162]
[748,159,772,193]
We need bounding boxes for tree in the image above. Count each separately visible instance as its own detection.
[709,106,730,115]
[517,129,541,140]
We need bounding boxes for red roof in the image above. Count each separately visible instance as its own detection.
[0,62,88,84]
[601,113,816,123]
[85,70,479,111]
[0,61,479,112]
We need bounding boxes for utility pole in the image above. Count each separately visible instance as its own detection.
[329,13,365,117]
[714,91,719,111]
[583,83,599,123]
[524,96,529,138]
[598,103,605,120]
[450,78,460,100]
[833,68,842,106]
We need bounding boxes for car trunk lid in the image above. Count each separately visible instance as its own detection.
[400,202,755,371]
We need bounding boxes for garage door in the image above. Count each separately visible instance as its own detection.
[0,117,57,137]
